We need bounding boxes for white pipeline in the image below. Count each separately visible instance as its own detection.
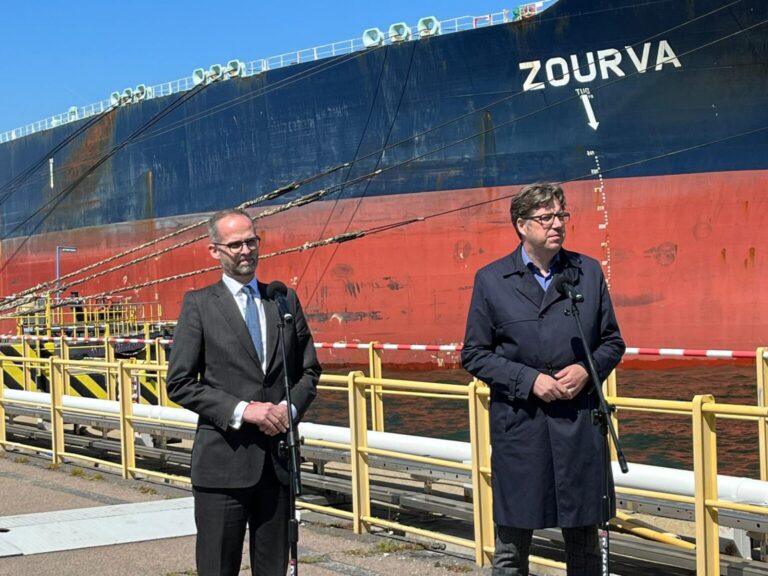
[5,390,768,505]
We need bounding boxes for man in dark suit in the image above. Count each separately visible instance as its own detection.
[167,208,321,576]
[461,183,625,576]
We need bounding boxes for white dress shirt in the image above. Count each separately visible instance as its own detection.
[220,274,295,429]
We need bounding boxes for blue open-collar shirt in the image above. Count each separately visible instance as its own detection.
[521,246,564,292]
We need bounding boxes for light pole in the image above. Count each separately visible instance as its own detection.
[55,245,77,301]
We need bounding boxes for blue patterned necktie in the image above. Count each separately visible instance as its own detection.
[242,285,264,362]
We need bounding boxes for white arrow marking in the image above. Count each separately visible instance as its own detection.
[580,94,599,130]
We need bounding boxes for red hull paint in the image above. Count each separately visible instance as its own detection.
[2,171,767,362]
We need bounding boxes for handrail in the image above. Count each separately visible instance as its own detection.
[4,333,766,360]
[2,337,766,441]
[0,9,523,143]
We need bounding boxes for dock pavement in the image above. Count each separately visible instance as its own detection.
[8,444,751,576]
[0,447,497,576]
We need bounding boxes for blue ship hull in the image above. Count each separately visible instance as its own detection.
[1,0,767,357]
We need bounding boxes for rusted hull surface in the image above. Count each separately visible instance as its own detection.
[2,170,766,356]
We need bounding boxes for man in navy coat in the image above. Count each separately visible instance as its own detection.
[462,183,625,575]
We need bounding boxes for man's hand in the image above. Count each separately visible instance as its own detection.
[554,364,589,399]
[242,402,289,436]
[531,373,570,402]
[532,364,589,402]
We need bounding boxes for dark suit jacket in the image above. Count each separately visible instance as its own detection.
[461,246,625,528]
[167,280,321,488]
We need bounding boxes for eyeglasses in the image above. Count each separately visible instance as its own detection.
[524,211,571,227]
[212,236,261,252]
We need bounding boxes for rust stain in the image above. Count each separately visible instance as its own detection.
[46,111,117,232]
[453,240,472,263]
[721,248,727,263]
[145,169,154,219]
[344,281,360,297]
[745,247,756,269]
[612,292,665,307]
[643,242,677,267]
[306,311,382,323]
[383,277,403,290]
[692,220,712,240]
[331,263,354,280]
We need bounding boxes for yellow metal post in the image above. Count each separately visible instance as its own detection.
[348,370,370,534]
[0,364,6,445]
[606,369,619,462]
[143,324,151,362]
[61,337,71,395]
[757,347,768,482]
[83,305,91,338]
[468,379,494,566]
[368,342,385,432]
[692,394,720,576]
[104,322,111,348]
[119,360,137,479]
[106,331,117,401]
[49,357,65,464]
[45,297,52,338]
[155,338,167,365]
[156,338,169,406]
[22,337,34,391]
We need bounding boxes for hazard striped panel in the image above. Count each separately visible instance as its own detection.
[0,344,36,390]
[65,371,108,399]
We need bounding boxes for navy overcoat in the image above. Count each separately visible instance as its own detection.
[461,246,625,529]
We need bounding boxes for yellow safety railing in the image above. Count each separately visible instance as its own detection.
[0,356,180,481]
[117,360,187,483]
[3,350,768,576]
[608,394,768,575]
[758,347,768,483]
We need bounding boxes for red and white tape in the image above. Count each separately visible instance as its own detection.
[0,334,764,359]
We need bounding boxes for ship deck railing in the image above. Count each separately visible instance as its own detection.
[3,349,768,575]
[0,3,556,144]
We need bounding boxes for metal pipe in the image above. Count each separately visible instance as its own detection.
[6,389,768,506]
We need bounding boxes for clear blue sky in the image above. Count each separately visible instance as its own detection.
[1,1,508,132]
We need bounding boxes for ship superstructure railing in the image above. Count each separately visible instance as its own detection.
[2,350,768,575]
[0,294,164,340]
[0,3,553,144]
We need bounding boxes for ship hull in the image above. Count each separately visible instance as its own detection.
[1,0,767,360]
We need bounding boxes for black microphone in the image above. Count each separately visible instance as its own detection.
[266,281,294,323]
[553,274,584,302]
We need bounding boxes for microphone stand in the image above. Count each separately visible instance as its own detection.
[563,294,628,576]
[276,311,302,576]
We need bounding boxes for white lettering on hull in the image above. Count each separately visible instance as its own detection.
[519,40,682,91]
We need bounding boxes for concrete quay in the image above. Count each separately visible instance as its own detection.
[0,448,491,576]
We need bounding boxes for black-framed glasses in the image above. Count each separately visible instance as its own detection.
[525,211,571,227]
[212,236,261,252]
